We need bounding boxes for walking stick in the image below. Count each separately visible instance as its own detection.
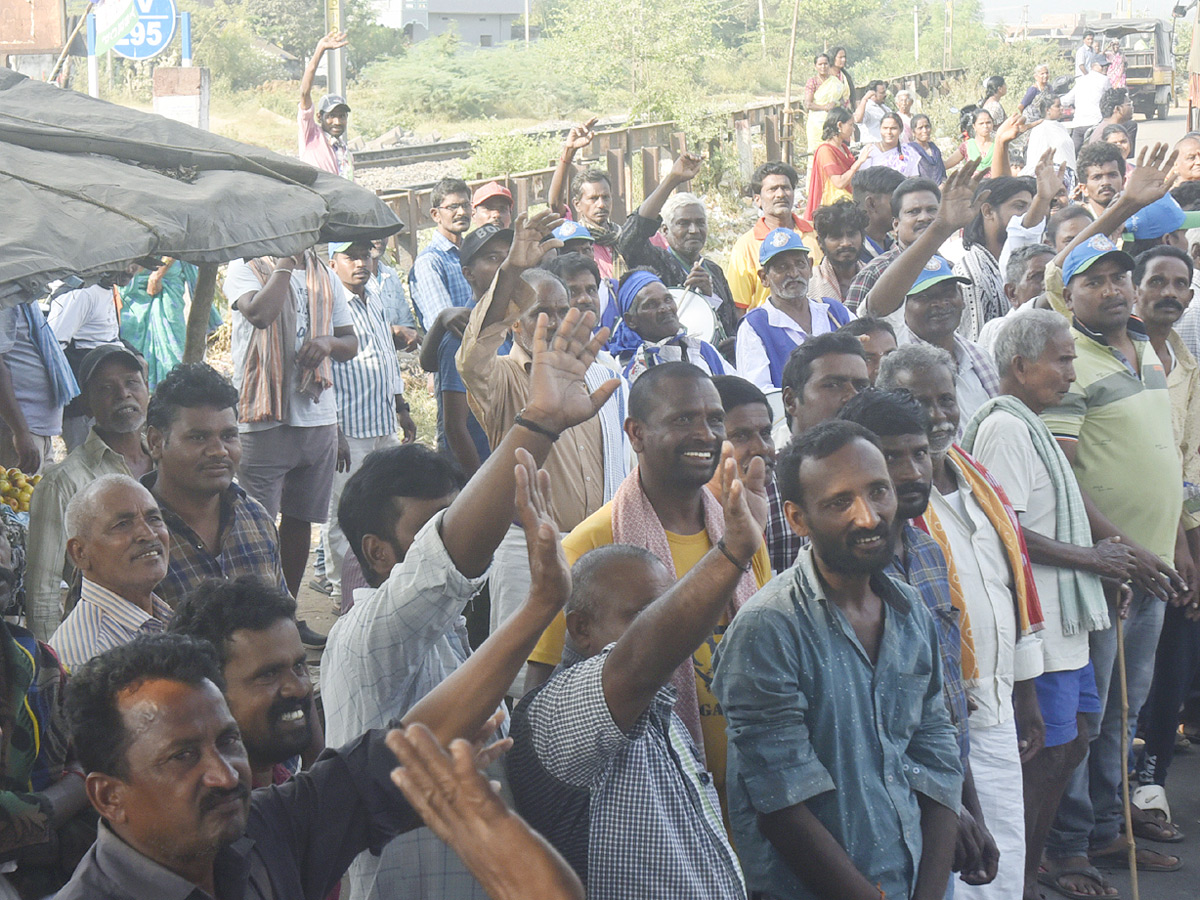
[1116,612,1140,900]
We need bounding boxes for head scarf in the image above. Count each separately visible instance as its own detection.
[609,270,672,355]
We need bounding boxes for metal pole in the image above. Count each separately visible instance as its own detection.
[524,0,529,47]
[181,11,193,66]
[758,0,767,55]
[86,13,99,98]
[914,6,919,65]
[325,0,345,98]
[781,0,801,165]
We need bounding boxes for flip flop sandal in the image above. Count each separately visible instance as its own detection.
[1037,864,1120,900]
[1090,847,1183,872]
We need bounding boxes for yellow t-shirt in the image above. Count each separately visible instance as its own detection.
[529,502,771,805]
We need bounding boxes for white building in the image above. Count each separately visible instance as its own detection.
[372,0,524,47]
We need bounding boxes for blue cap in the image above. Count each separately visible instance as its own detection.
[553,221,593,243]
[759,228,810,266]
[328,242,352,256]
[1122,195,1200,241]
[907,256,970,296]
[1062,234,1135,284]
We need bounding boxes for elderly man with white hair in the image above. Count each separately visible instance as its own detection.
[960,310,1136,900]
[48,473,173,670]
[616,151,739,344]
[895,88,915,140]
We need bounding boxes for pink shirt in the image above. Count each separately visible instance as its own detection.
[298,103,353,178]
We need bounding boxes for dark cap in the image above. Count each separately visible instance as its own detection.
[78,343,143,388]
[318,94,351,117]
[460,224,513,266]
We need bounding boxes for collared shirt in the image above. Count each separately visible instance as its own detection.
[887,522,970,761]
[142,473,288,610]
[1177,298,1200,362]
[807,255,861,305]
[47,285,120,349]
[1062,71,1109,129]
[895,324,1000,424]
[728,214,820,311]
[298,102,354,179]
[507,644,746,900]
[49,578,173,672]
[858,231,893,265]
[735,299,834,390]
[406,233,473,329]
[617,334,732,384]
[374,261,416,329]
[860,98,891,141]
[765,478,806,574]
[332,279,405,439]
[456,278,623,533]
[322,510,497,900]
[57,729,422,900]
[1165,330,1200,530]
[845,242,905,319]
[930,462,1044,728]
[712,548,962,900]
[1042,317,1182,562]
[24,428,136,642]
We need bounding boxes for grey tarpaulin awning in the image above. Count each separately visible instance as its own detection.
[0,68,404,308]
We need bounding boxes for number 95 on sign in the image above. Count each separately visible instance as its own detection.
[113,0,178,61]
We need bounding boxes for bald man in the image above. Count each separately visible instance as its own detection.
[1175,134,1200,185]
[48,474,173,670]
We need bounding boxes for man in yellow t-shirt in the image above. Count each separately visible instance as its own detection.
[525,362,771,802]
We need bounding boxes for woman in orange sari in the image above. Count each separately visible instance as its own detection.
[805,107,870,219]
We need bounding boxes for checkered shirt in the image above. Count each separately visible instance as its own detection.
[322,510,497,900]
[406,233,473,329]
[765,478,806,574]
[844,244,903,312]
[886,522,971,761]
[148,477,288,610]
[507,644,746,900]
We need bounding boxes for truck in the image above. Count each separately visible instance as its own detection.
[1090,18,1175,120]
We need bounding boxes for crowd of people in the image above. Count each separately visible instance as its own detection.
[5,25,1200,900]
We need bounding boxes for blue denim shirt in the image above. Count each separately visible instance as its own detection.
[712,547,963,900]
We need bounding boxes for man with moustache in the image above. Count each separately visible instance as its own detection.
[713,420,962,900]
[962,310,1135,900]
[471,182,514,230]
[408,178,475,328]
[840,389,1000,892]
[25,345,152,641]
[547,118,623,279]
[808,199,867,305]
[1075,142,1126,222]
[778,332,871,449]
[736,230,852,390]
[299,30,353,179]
[877,344,1045,900]
[49,474,173,670]
[143,364,288,611]
[169,578,319,789]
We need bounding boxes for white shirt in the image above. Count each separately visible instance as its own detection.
[222,259,353,433]
[323,510,499,900]
[969,410,1090,672]
[1021,119,1077,179]
[1063,72,1109,129]
[860,98,889,141]
[931,466,1044,728]
[735,299,832,390]
[48,285,120,349]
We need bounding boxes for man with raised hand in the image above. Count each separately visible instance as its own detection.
[299,30,353,179]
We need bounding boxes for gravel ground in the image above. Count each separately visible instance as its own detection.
[354,157,467,194]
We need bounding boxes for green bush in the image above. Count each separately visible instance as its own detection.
[465,131,562,178]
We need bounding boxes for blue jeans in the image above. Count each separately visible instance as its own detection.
[1045,592,1166,857]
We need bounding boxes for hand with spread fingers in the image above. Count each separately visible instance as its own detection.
[1120,141,1179,210]
[505,209,566,272]
[523,309,619,435]
[935,159,990,232]
[564,117,599,153]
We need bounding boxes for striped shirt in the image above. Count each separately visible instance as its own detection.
[406,233,472,329]
[49,579,172,672]
[332,279,404,439]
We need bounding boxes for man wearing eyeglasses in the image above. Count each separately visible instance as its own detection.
[407,177,476,331]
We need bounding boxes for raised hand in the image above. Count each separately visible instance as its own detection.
[524,308,619,434]
[1122,142,1179,210]
[935,159,990,232]
[717,443,767,564]
[670,151,703,183]
[563,117,599,152]
[507,209,565,270]
[515,447,570,620]
[315,29,349,54]
[1033,148,1066,200]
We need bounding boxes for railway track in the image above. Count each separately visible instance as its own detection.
[353,139,474,169]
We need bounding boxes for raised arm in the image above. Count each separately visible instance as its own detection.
[547,118,598,216]
[234,254,305,329]
[1020,149,1064,229]
[866,160,988,317]
[481,210,565,331]
[638,152,701,221]
[440,309,618,578]
[602,447,767,732]
[300,30,347,111]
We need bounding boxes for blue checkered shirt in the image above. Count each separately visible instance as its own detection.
[146,475,288,609]
[886,521,971,761]
[507,644,746,900]
[407,233,472,329]
[765,478,806,574]
[374,261,416,329]
[332,280,404,439]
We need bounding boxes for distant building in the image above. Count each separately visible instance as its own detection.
[372,0,525,47]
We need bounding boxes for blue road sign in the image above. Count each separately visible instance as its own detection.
[112,0,178,61]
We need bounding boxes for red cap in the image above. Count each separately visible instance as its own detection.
[472,181,513,206]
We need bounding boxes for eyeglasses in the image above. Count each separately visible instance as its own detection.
[436,202,472,213]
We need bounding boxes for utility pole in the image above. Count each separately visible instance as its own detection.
[943,0,953,70]
[524,0,529,47]
[759,0,767,56]
[325,0,345,98]
[914,5,919,64]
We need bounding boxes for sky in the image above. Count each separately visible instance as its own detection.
[980,1,1182,26]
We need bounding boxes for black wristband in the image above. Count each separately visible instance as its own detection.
[514,412,560,442]
[717,538,752,573]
